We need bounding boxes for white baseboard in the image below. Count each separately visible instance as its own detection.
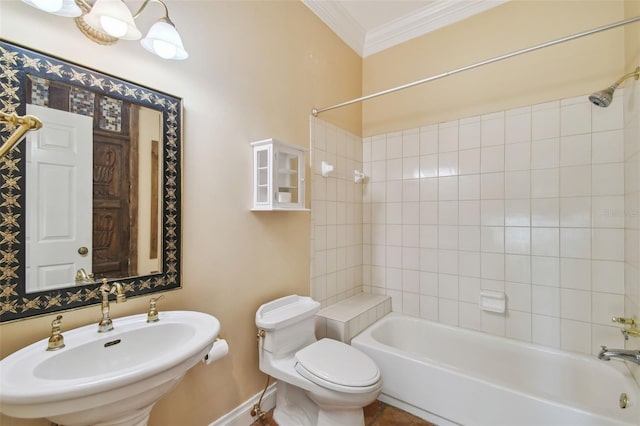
[209,382,277,426]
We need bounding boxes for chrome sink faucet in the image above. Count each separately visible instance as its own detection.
[598,346,640,365]
[98,278,126,332]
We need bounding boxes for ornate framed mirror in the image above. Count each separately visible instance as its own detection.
[0,40,182,322]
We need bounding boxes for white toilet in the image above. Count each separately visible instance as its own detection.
[255,295,383,426]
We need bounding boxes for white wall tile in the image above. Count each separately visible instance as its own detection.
[592,129,624,164]
[481,112,505,147]
[505,254,531,284]
[506,310,532,342]
[592,292,625,325]
[531,168,560,198]
[560,258,591,290]
[459,302,482,330]
[532,285,560,316]
[459,117,481,150]
[420,125,438,155]
[403,157,421,180]
[459,200,481,225]
[592,196,624,228]
[459,226,481,251]
[481,199,504,226]
[481,145,505,173]
[506,106,532,144]
[560,165,591,197]
[592,228,624,261]
[439,298,459,325]
[505,199,530,226]
[560,197,591,228]
[532,314,561,348]
[459,252,481,278]
[420,154,438,178]
[592,98,623,132]
[481,172,505,199]
[439,151,458,176]
[560,98,591,137]
[560,228,591,259]
[532,101,560,140]
[459,148,481,175]
[561,319,591,354]
[505,227,530,255]
[560,134,591,166]
[532,256,560,286]
[403,129,420,157]
[505,170,531,199]
[439,120,459,153]
[592,260,624,294]
[592,163,624,196]
[459,175,480,200]
[531,227,559,256]
[439,177,458,201]
[532,138,560,169]
[531,198,559,227]
[561,288,591,322]
[505,142,531,171]
[481,226,505,253]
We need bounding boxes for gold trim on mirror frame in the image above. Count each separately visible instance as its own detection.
[0,40,182,322]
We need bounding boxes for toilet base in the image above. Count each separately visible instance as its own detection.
[272,381,366,426]
[273,381,318,426]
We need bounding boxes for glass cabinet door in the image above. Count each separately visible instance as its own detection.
[251,138,307,211]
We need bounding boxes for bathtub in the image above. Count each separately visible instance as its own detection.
[351,313,640,426]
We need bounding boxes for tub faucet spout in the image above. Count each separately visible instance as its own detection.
[598,346,640,365]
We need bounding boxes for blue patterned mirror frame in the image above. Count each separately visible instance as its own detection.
[0,40,182,322]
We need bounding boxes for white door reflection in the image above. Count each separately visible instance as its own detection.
[26,104,93,293]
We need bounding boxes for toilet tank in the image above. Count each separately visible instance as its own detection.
[256,295,320,355]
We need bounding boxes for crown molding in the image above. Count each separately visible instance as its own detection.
[303,0,508,58]
[302,0,367,56]
[364,0,508,57]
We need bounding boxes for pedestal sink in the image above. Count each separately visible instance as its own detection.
[0,310,220,426]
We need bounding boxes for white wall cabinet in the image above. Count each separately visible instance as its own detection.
[250,138,308,211]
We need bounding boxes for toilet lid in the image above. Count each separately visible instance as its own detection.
[294,338,380,389]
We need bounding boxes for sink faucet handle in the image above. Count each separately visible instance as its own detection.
[147,295,165,323]
[47,315,65,351]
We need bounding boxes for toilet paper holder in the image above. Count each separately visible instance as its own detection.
[203,336,229,365]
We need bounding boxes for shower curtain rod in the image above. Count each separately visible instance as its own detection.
[311,16,640,117]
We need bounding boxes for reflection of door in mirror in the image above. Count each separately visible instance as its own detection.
[24,75,163,293]
[26,104,93,292]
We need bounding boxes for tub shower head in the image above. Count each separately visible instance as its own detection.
[589,66,639,107]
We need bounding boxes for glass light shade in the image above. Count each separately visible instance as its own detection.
[83,0,141,40]
[21,0,81,17]
[32,0,63,13]
[141,21,188,60]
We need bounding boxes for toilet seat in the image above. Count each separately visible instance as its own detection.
[294,338,381,394]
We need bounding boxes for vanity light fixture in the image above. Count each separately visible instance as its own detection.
[20,0,189,60]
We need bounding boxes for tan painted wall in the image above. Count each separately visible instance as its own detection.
[0,1,361,425]
[362,0,626,136]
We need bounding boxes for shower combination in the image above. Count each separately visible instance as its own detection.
[589,66,640,107]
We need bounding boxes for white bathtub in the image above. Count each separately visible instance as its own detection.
[351,313,640,426]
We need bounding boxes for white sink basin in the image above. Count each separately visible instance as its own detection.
[0,310,220,426]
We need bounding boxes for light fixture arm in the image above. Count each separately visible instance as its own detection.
[132,0,176,27]
[0,112,43,160]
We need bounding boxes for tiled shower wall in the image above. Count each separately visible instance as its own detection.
[310,117,364,307]
[311,90,636,356]
[625,77,640,375]
[359,94,629,356]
